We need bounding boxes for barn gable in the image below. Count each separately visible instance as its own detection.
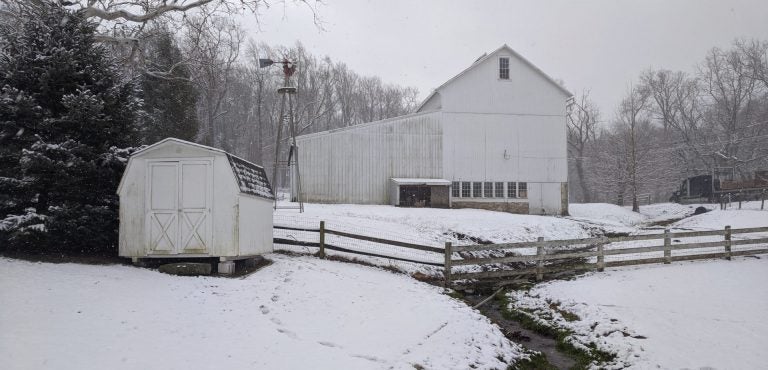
[416,44,571,114]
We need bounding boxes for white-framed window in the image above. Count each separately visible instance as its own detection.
[518,182,528,198]
[494,182,504,198]
[507,182,517,198]
[483,182,493,198]
[499,57,510,80]
[461,182,471,198]
[452,181,460,197]
[472,182,482,198]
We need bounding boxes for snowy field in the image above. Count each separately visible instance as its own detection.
[509,257,768,369]
[0,255,521,370]
[3,201,765,369]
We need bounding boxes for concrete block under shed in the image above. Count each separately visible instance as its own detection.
[218,261,235,275]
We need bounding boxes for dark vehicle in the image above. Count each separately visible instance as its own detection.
[670,170,768,203]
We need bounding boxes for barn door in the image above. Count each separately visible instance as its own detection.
[147,160,212,254]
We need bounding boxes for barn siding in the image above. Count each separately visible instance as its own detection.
[297,112,443,204]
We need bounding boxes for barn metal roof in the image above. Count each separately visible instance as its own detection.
[226,154,274,200]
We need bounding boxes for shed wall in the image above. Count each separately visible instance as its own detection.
[237,195,274,255]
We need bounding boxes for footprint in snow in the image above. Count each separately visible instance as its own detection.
[317,341,342,348]
[276,327,298,339]
[351,354,386,363]
[270,317,282,325]
[259,305,269,314]
[271,295,279,302]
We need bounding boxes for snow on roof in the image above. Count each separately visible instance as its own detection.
[390,178,452,186]
[226,154,274,200]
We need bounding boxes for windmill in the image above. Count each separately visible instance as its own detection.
[259,57,304,212]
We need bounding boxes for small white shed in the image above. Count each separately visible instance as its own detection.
[117,138,274,268]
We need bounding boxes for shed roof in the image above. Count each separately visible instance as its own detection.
[119,138,274,200]
[226,153,274,200]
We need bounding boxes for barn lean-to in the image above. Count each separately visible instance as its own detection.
[294,44,571,215]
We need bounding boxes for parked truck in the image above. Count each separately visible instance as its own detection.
[670,170,768,203]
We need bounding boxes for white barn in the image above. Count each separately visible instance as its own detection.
[117,138,274,269]
[296,44,571,215]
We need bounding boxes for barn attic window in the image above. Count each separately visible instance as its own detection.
[499,57,510,79]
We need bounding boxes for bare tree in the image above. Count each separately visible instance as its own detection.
[183,15,244,147]
[566,91,599,202]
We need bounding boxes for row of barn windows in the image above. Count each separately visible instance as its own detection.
[451,181,527,199]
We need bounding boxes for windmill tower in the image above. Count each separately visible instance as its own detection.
[259,58,304,212]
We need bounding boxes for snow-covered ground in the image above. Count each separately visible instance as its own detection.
[4,201,764,369]
[0,255,521,370]
[509,257,768,369]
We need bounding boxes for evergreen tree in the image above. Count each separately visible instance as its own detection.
[0,3,141,255]
[141,30,199,143]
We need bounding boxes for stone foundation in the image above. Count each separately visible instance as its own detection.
[452,201,529,214]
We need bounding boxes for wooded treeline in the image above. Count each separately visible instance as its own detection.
[568,39,768,211]
[126,18,419,169]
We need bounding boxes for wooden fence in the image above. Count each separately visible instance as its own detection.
[274,221,445,267]
[445,226,768,287]
[274,222,768,288]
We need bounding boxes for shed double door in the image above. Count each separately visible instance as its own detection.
[147,160,212,254]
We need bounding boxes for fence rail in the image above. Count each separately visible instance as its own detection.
[445,226,768,286]
[274,220,444,266]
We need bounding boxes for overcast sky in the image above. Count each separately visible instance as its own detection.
[243,0,768,121]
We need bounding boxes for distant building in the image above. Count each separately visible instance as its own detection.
[295,45,571,215]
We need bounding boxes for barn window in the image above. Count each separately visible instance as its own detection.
[495,182,504,198]
[461,182,471,197]
[472,182,482,198]
[518,182,528,198]
[507,182,517,198]
[452,182,460,197]
[483,182,493,198]
[499,57,510,79]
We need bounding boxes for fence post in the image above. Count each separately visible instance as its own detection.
[663,229,671,264]
[597,242,605,272]
[536,236,545,281]
[319,221,326,259]
[724,225,732,261]
[444,242,453,288]
[761,191,765,210]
